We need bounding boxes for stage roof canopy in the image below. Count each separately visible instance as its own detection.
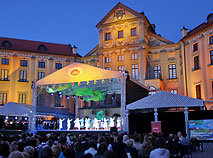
[35,63,123,101]
[127,91,204,110]
[36,63,123,86]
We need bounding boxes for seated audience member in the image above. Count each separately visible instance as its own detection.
[8,151,24,158]
[40,146,53,158]
[51,145,62,158]
[0,141,10,158]
[124,139,138,158]
[104,150,116,158]
[149,138,170,158]
[82,153,93,158]
[23,146,34,158]
[94,142,108,158]
[84,139,97,157]
[63,148,75,158]
[112,134,127,158]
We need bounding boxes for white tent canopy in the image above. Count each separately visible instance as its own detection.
[127,91,204,110]
[0,102,32,117]
[36,63,123,86]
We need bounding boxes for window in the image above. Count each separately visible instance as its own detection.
[18,94,26,104]
[38,45,47,52]
[131,53,138,60]
[118,55,124,61]
[1,69,9,81]
[1,58,9,65]
[105,32,111,41]
[132,64,139,80]
[19,70,27,81]
[56,63,62,69]
[154,66,161,79]
[118,66,124,72]
[105,67,112,70]
[194,56,200,70]
[0,93,7,105]
[38,61,46,68]
[118,30,123,38]
[210,50,213,65]
[20,60,28,67]
[131,28,136,36]
[209,36,213,45]
[196,84,201,99]
[105,57,111,63]
[2,41,11,48]
[38,72,45,80]
[168,64,177,79]
[171,90,178,94]
[193,43,198,52]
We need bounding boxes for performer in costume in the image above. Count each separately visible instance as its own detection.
[85,118,91,130]
[109,117,115,128]
[80,118,85,129]
[59,118,65,130]
[93,118,99,130]
[74,118,80,130]
[67,118,72,130]
[117,117,121,129]
[103,118,108,129]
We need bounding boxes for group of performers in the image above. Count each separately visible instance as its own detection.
[59,117,121,130]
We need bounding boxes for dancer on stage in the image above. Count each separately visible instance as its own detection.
[93,118,99,130]
[117,117,121,129]
[74,118,80,130]
[80,118,85,129]
[85,118,91,130]
[59,118,65,130]
[103,118,108,129]
[67,118,72,130]
[109,117,115,128]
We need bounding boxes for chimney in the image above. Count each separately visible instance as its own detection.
[181,26,188,37]
[72,45,77,54]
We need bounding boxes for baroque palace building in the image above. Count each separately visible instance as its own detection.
[0,2,213,112]
[0,37,81,110]
[83,2,213,109]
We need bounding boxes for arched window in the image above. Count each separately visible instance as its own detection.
[2,41,12,48]
[38,45,47,52]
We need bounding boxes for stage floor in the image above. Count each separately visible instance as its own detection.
[37,129,114,134]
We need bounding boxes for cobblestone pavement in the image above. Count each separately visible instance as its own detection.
[192,143,213,158]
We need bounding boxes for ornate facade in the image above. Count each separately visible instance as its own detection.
[0,37,81,112]
[83,3,213,109]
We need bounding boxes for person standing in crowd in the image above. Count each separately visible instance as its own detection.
[84,139,97,157]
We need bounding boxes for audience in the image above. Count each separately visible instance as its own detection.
[0,131,195,158]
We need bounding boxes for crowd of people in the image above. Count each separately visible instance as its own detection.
[0,131,193,158]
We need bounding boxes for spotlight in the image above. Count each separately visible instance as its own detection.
[15,117,18,120]
[59,94,62,98]
[66,96,70,100]
[5,116,8,119]
[51,93,54,96]
[25,117,27,120]
[59,91,62,95]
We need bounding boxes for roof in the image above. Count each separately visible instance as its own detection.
[36,62,122,86]
[84,45,99,57]
[0,102,32,116]
[182,20,213,39]
[0,36,81,57]
[96,2,144,28]
[127,91,204,110]
[148,31,174,44]
[0,102,74,118]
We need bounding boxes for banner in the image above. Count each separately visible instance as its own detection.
[151,121,161,133]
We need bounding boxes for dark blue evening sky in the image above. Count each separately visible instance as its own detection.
[0,0,212,56]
